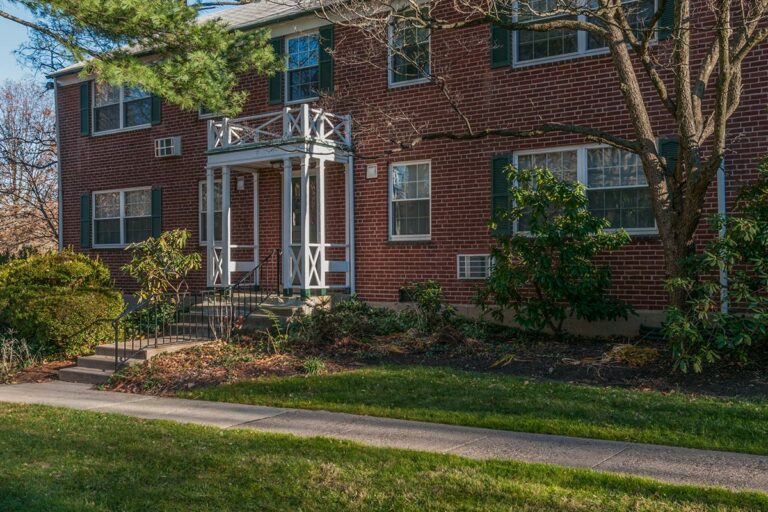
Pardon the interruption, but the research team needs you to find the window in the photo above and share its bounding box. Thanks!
[457,255,492,280]
[199,181,222,244]
[286,33,320,102]
[93,188,152,246]
[93,83,152,133]
[513,146,656,233]
[390,161,430,240]
[291,176,319,244]
[585,147,655,230]
[514,0,656,66]
[389,18,430,85]
[198,106,219,119]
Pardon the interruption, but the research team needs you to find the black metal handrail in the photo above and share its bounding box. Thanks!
[110,248,283,371]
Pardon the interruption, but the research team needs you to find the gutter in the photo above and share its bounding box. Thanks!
[53,80,64,252]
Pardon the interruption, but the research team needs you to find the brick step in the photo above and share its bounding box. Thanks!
[75,354,141,371]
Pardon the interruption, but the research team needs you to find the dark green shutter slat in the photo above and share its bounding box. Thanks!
[151,95,162,125]
[659,139,679,174]
[490,20,511,68]
[151,187,162,238]
[658,0,675,40]
[268,37,285,104]
[491,156,512,235]
[318,25,335,94]
[79,82,90,136]
[80,193,91,248]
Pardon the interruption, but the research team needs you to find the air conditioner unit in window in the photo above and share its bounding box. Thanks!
[154,136,182,158]
[457,254,492,280]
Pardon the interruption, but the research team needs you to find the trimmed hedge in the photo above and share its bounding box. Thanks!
[0,251,124,357]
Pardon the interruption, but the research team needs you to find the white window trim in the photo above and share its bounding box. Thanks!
[511,0,658,68]
[284,30,321,105]
[92,84,152,136]
[457,254,492,280]
[198,107,220,120]
[512,144,659,235]
[387,18,432,88]
[92,186,152,249]
[388,159,432,241]
[199,180,223,246]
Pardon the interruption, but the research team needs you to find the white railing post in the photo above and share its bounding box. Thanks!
[221,165,232,287]
[317,158,327,293]
[207,120,215,150]
[206,167,216,287]
[281,158,293,295]
[299,153,311,295]
[344,115,352,147]
[283,107,291,140]
[301,103,310,140]
[222,118,231,148]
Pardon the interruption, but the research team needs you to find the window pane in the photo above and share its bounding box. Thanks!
[124,87,150,101]
[94,105,120,132]
[200,182,223,243]
[587,0,656,50]
[288,34,319,69]
[124,217,152,243]
[392,163,430,200]
[124,97,152,127]
[94,192,120,219]
[392,199,430,236]
[94,219,120,245]
[288,68,319,102]
[125,190,151,217]
[94,83,120,107]
[391,21,430,82]
[587,188,654,229]
[517,16,578,62]
[587,147,646,188]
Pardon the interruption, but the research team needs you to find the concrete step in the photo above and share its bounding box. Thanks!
[94,337,212,359]
[58,366,113,385]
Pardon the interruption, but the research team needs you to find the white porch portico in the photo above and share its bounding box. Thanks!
[205,104,354,297]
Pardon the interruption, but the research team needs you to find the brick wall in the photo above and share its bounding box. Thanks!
[57,6,768,310]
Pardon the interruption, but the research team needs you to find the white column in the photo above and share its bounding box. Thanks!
[346,155,356,293]
[252,172,260,285]
[206,167,216,287]
[300,153,312,296]
[282,158,293,295]
[317,158,327,293]
[221,165,231,287]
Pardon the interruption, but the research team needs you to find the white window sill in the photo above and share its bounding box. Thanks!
[92,124,152,137]
[285,96,319,106]
[389,235,431,242]
[388,77,430,89]
[513,40,658,69]
[92,244,128,249]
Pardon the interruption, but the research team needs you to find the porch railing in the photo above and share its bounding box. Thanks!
[207,104,352,151]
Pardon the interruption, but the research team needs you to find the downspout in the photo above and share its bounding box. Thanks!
[53,79,64,251]
[717,161,728,313]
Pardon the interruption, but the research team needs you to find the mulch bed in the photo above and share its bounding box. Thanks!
[8,360,74,384]
[103,326,768,399]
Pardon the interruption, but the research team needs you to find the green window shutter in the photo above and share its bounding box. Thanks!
[659,138,679,174]
[80,193,92,248]
[318,25,335,95]
[491,156,513,235]
[490,21,511,68]
[269,37,285,104]
[151,95,162,125]
[658,0,676,40]
[151,187,163,238]
[79,82,90,136]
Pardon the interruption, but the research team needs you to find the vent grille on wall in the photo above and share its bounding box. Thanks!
[457,254,492,280]
[154,136,182,158]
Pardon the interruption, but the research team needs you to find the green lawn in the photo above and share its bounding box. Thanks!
[0,403,765,511]
[181,365,768,456]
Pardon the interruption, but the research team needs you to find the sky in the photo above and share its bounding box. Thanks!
[0,3,35,82]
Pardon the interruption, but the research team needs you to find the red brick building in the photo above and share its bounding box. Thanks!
[51,2,768,333]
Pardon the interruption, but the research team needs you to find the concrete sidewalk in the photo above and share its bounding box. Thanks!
[1,381,766,494]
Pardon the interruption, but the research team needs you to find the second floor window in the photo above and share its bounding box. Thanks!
[93,83,151,133]
[389,19,430,86]
[515,0,656,65]
[287,33,320,102]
